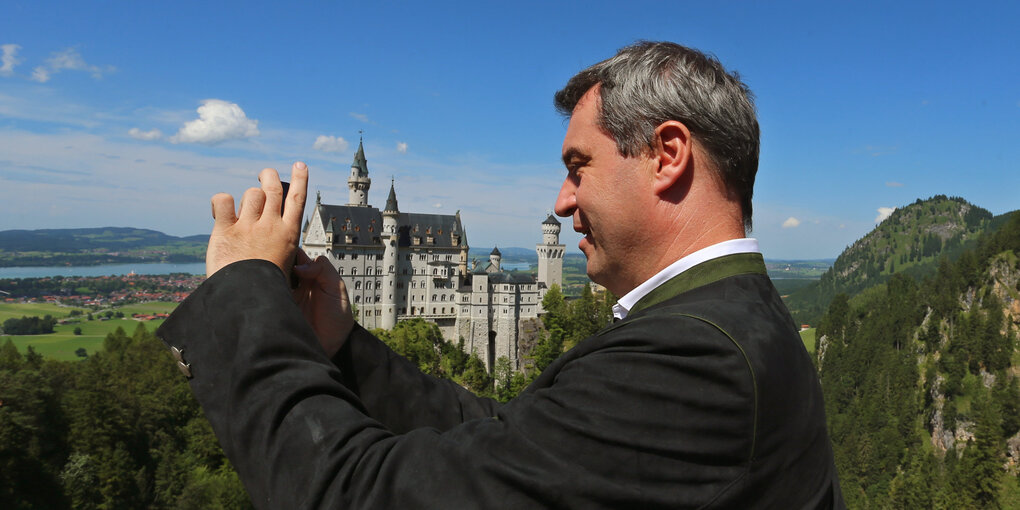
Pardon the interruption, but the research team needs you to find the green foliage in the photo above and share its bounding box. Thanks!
[785,196,995,325]
[3,315,57,335]
[816,207,1020,508]
[0,323,252,509]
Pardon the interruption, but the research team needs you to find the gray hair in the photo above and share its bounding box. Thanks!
[554,41,760,230]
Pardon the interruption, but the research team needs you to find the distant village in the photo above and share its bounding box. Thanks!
[0,272,203,309]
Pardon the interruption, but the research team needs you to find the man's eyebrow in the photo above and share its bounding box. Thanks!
[561,148,589,166]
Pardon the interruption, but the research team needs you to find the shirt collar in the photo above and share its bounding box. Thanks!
[611,238,760,320]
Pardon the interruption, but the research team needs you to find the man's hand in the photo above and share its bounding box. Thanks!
[292,249,354,357]
[206,162,308,278]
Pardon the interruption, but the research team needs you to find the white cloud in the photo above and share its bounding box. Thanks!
[349,112,369,123]
[1,44,21,76]
[170,99,259,144]
[782,217,801,228]
[128,128,163,141]
[875,207,895,223]
[885,181,903,187]
[31,67,50,82]
[396,142,408,154]
[433,202,443,208]
[29,48,113,82]
[313,135,349,153]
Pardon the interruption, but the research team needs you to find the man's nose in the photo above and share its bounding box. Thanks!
[553,177,577,218]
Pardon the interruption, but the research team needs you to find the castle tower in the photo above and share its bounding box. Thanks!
[489,247,502,272]
[536,215,564,288]
[455,211,468,277]
[380,180,400,330]
[347,137,371,206]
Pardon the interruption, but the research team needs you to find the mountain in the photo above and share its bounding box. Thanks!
[815,208,1020,507]
[0,227,208,267]
[784,195,997,326]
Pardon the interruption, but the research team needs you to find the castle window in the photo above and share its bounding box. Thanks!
[413,236,421,245]
[426,236,434,244]
[355,281,362,290]
[432,294,437,301]
[354,296,361,303]
[367,267,373,275]
[352,254,358,260]
[389,265,394,273]
[366,281,372,290]
[352,268,358,275]
[376,280,381,289]
[377,254,383,260]
[338,267,344,275]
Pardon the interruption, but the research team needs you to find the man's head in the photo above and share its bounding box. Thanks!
[554,41,759,231]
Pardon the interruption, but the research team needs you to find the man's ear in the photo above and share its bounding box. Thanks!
[651,121,693,195]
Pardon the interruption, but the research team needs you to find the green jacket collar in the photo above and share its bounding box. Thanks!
[628,252,767,316]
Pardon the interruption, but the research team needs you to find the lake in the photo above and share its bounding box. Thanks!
[0,262,207,279]
[0,260,534,278]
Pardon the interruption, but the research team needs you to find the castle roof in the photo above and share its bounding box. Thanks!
[542,214,560,225]
[490,246,501,256]
[384,181,399,213]
[351,139,368,177]
[312,202,464,249]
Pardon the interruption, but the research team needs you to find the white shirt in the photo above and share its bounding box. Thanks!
[611,238,761,321]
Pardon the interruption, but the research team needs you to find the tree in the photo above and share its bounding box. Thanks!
[0,338,23,371]
[74,327,83,336]
[75,347,88,358]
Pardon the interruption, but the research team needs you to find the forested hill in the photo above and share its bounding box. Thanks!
[0,228,208,266]
[816,209,1020,507]
[785,196,997,325]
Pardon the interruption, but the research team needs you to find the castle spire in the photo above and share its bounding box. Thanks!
[384,178,399,213]
[352,138,368,177]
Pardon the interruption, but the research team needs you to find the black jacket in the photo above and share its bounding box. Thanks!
[158,253,844,509]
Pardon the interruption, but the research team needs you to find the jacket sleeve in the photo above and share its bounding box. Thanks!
[156,259,759,509]
[332,323,502,433]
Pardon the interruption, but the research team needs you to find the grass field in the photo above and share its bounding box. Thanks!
[0,302,90,323]
[799,328,816,353]
[1,301,178,361]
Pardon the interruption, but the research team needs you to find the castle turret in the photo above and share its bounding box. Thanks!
[347,137,371,206]
[536,215,564,288]
[380,180,400,329]
[489,246,502,272]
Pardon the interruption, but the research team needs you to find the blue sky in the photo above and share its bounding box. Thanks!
[1,1,1017,260]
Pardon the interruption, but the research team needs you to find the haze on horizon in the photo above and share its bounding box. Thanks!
[1,1,1017,260]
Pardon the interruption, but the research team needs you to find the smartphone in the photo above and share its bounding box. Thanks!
[280,181,290,214]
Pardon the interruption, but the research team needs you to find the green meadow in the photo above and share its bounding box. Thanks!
[799,327,816,354]
[1,301,178,361]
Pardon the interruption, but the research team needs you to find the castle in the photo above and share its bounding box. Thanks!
[301,139,565,370]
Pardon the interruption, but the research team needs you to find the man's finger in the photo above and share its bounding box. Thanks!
[283,161,309,227]
[259,168,284,217]
[211,193,237,226]
[238,187,267,222]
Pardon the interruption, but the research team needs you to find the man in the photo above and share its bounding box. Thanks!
[159,41,844,508]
